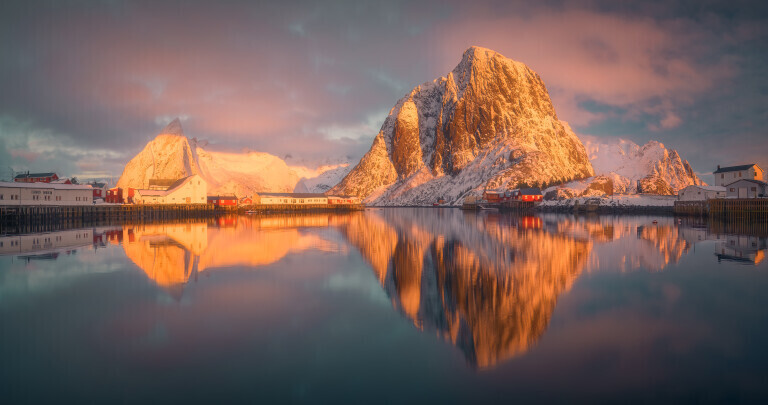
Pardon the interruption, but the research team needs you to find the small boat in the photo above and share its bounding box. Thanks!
[245,210,258,215]
[652,220,658,224]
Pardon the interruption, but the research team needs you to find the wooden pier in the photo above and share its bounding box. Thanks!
[0,204,233,233]
[499,201,537,212]
[0,203,364,234]
[674,198,768,218]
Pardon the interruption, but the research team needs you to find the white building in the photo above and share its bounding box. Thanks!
[713,164,764,187]
[133,175,207,204]
[724,179,768,199]
[0,181,93,206]
[327,195,361,205]
[257,193,328,205]
[677,185,727,201]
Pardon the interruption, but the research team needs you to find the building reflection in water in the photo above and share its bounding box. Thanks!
[120,216,346,298]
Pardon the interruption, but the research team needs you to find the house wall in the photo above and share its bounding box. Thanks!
[678,186,727,201]
[134,175,207,205]
[328,197,358,204]
[0,186,21,205]
[715,166,762,186]
[165,177,207,204]
[0,185,91,206]
[724,180,767,199]
[259,195,329,205]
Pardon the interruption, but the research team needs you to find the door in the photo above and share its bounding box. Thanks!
[738,187,747,198]
[186,197,191,203]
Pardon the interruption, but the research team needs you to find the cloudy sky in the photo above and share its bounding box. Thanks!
[0,0,766,183]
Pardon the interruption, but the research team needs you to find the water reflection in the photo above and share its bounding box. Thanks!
[121,216,345,296]
[337,210,590,368]
[1,210,767,370]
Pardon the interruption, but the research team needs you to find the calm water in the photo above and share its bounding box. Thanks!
[1,208,768,403]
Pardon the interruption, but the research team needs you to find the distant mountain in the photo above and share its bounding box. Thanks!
[116,119,345,196]
[293,164,352,193]
[547,137,703,197]
[330,46,594,205]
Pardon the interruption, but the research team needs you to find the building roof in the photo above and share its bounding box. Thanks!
[136,175,200,197]
[520,187,542,195]
[258,192,327,198]
[148,178,180,188]
[0,181,91,190]
[14,172,57,179]
[713,164,759,174]
[89,182,107,188]
[724,179,768,187]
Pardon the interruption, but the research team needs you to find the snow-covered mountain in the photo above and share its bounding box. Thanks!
[546,137,703,197]
[330,46,594,205]
[293,164,352,193]
[116,119,346,196]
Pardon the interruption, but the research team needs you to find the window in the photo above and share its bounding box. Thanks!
[720,174,724,179]
[752,187,757,192]
[730,188,735,192]
[739,172,742,177]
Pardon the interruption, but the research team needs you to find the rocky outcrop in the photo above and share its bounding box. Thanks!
[583,138,704,195]
[331,46,594,205]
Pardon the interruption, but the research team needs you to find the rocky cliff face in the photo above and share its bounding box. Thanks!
[330,46,594,205]
[117,119,345,196]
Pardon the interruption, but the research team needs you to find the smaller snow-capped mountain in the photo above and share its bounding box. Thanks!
[547,137,703,198]
[117,119,346,196]
[294,164,353,193]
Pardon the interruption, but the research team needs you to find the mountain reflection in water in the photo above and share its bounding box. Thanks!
[338,210,591,368]
[120,216,346,296]
[2,209,766,371]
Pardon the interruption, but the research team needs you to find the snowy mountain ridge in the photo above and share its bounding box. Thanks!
[116,119,347,196]
[556,136,704,196]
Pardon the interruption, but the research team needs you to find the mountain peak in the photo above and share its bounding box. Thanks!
[160,118,184,136]
[462,46,497,61]
[331,47,593,205]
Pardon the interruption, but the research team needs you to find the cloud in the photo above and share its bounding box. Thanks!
[0,0,765,179]
[658,112,683,130]
[429,8,735,129]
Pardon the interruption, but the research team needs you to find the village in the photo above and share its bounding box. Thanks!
[1,172,361,210]
[0,163,766,219]
[461,163,767,216]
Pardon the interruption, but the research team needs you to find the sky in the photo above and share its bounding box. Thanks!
[0,0,766,183]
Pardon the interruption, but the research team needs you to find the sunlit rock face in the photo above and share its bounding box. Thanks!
[337,209,591,368]
[117,119,351,197]
[331,46,594,205]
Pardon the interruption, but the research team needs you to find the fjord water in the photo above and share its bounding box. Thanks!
[1,209,767,403]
